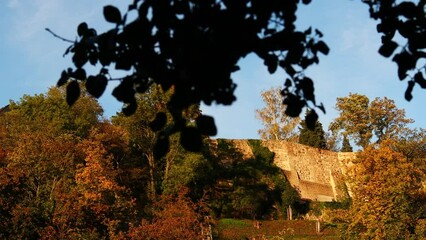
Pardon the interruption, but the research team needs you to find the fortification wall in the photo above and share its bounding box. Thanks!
[227,139,356,201]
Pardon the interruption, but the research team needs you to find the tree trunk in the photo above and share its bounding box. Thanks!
[146,153,156,201]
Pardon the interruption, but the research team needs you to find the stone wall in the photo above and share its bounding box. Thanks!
[226,139,356,202]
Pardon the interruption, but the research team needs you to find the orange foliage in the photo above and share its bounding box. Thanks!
[345,140,423,239]
[128,188,207,240]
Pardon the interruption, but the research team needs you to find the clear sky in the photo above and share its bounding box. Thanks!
[1,0,425,141]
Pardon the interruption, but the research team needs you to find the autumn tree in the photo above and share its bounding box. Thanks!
[127,188,208,240]
[330,93,412,148]
[298,110,327,149]
[0,86,105,238]
[343,140,423,239]
[73,130,136,237]
[256,86,300,141]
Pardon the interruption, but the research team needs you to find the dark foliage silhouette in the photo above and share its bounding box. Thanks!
[53,0,426,152]
[298,110,327,149]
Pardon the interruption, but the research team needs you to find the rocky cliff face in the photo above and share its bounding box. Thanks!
[225,139,356,202]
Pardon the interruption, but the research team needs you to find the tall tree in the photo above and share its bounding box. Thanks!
[112,84,169,202]
[369,96,413,142]
[53,0,426,151]
[330,93,412,148]
[340,135,353,152]
[256,87,300,141]
[112,84,200,202]
[329,93,371,148]
[298,111,327,149]
[344,140,423,239]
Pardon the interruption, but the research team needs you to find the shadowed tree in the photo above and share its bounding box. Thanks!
[298,110,327,149]
[340,135,353,152]
[256,86,300,141]
[112,84,201,202]
[52,0,426,151]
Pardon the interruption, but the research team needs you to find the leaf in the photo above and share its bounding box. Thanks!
[405,81,414,101]
[300,77,315,102]
[414,72,426,88]
[397,2,417,19]
[284,78,292,87]
[196,115,217,136]
[264,54,278,74]
[57,70,69,87]
[302,0,312,4]
[378,40,398,57]
[104,5,122,24]
[112,78,135,103]
[66,80,80,106]
[283,64,296,76]
[283,94,304,117]
[304,27,312,35]
[315,29,323,37]
[85,75,108,98]
[231,65,240,72]
[122,99,137,116]
[393,51,415,80]
[77,22,88,37]
[72,68,87,80]
[316,41,329,55]
[154,135,169,160]
[115,55,133,70]
[305,110,318,130]
[149,112,167,132]
[180,127,202,152]
[317,103,326,114]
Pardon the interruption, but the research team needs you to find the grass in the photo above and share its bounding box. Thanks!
[214,219,339,240]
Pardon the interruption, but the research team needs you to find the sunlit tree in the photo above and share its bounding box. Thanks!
[344,140,423,239]
[256,87,300,141]
[330,93,412,148]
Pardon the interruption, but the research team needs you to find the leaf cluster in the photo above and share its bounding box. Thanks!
[56,0,334,152]
[363,1,426,101]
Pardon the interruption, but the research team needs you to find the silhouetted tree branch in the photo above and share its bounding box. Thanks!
[54,0,426,152]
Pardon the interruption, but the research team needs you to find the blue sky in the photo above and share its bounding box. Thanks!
[1,0,425,140]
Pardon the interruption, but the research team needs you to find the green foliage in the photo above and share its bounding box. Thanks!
[299,111,327,149]
[340,135,353,152]
[330,93,413,148]
[207,139,301,219]
[218,218,250,228]
[4,87,102,141]
[162,150,214,199]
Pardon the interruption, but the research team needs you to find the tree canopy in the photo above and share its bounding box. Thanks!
[256,87,300,141]
[330,93,413,148]
[53,0,426,151]
[298,111,327,149]
[343,140,424,239]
